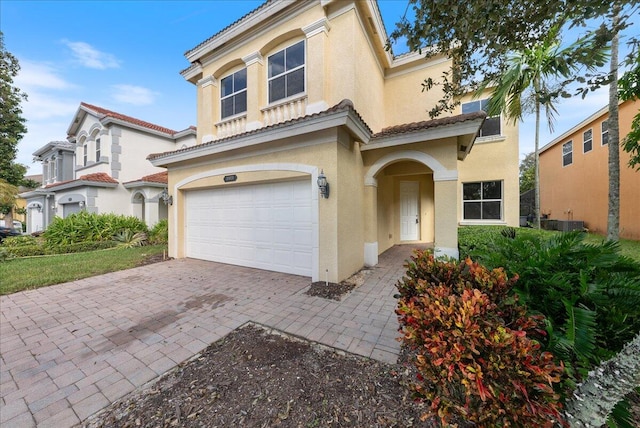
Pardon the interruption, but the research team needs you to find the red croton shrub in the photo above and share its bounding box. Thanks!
[396,250,566,427]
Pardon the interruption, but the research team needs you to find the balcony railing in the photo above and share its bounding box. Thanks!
[261,96,307,127]
[215,115,247,139]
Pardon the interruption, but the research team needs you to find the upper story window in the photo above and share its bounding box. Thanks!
[601,120,609,145]
[583,129,593,153]
[221,68,247,119]
[83,144,88,166]
[462,99,501,137]
[268,40,305,104]
[95,138,101,161]
[463,180,502,220]
[562,140,573,167]
[49,157,56,182]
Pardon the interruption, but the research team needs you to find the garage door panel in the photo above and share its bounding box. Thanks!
[186,179,312,277]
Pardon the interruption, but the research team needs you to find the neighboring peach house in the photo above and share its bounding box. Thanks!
[20,103,196,233]
[539,98,640,240]
[148,0,519,283]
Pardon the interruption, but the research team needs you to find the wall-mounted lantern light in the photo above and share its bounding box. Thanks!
[317,169,329,199]
[160,188,173,206]
[79,201,85,208]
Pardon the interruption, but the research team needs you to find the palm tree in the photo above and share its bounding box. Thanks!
[477,26,609,229]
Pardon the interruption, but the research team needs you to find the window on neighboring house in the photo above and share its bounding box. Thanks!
[562,140,573,166]
[50,157,56,182]
[601,120,609,145]
[463,180,503,220]
[95,138,101,161]
[83,144,88,166]
[583,129,593,153]
[461,99,501,137]
[268,40,305,103]
[220,68,247,119]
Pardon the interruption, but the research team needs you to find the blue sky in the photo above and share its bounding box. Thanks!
[2,0,637,175]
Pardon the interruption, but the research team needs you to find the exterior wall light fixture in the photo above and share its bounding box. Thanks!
[317,170,329,199]
[160,188,173,206]
[79,201,85,208]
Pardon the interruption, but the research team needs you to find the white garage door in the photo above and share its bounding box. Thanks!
[185,179,313,277]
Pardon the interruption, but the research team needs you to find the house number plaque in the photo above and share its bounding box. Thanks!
[224,175,237,182]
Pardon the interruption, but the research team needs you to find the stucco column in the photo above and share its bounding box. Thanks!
[242,52,264,131]
[363,184,378,266]
[197,75,217,143]
[433,179,459,259]
[303,18,330,115]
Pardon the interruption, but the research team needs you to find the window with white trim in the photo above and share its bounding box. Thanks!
[83,144,88,166]
[583,129,592,153]
[49,157,56,182]
[562,140,573,166]
[95,138,101,161]
[220,68,247,119]
[461,99,501,137]
[601,120,608,145]
[268,40,305,103]
[463,180,502,220]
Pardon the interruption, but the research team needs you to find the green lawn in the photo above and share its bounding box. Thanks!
[0,245,168,295]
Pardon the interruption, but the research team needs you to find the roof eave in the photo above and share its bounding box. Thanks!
[123,181,167,189]
[47,181,119,192]
[362,117,485,160]
[150,108,371,167]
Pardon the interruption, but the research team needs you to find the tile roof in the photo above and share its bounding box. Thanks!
[184,0,272,58]
[147,99,369,161]
[45,172,118,189]
[124,171,168,185]
[372,111,487,139]
[80,102,179,135]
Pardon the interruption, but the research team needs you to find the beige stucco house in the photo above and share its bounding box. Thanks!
[21,103,196,233]
[149,0,519,283]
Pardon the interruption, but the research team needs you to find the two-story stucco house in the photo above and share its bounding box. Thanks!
[21,102,196,233]
[148,0,519,283]
[539,99,640,239]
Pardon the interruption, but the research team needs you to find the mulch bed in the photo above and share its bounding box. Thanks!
[305,268,373,301]
[83,324,431,428]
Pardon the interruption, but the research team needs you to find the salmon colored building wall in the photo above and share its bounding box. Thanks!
[539,99,640,240]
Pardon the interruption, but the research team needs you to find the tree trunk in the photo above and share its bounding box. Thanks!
[534,77,541,229]
[565,333,640,427]
[607,9,620,241]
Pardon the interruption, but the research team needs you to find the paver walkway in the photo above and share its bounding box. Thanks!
[0,244,425,427]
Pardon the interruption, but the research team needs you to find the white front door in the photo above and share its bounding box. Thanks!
[400,181,420,241]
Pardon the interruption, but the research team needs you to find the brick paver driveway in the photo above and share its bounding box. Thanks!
[0,245,423,427]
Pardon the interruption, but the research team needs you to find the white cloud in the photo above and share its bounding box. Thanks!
[63,40,120,69]
[15,60,75,90]
[110,84,158,106]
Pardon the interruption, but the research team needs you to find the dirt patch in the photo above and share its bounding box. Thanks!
[306,268,373,300]
[136,252,172,267]
[83,324,431,428]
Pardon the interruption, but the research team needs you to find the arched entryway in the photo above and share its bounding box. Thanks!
[132,192,146,223]
[363,150,459,266]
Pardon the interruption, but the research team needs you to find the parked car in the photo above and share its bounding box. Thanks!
[0,226,22,243]
[0,219,23,231]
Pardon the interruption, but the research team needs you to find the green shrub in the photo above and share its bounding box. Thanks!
[464,230,640,383]
[148,219,168,245]
[112,230,148,248]
[396,250,565,427]
[1,235,41,248]
[43,211,148,246]
[0,247,13,262]
[458,225,550,259]
[45,241,118,254]
[5,244,46,257]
